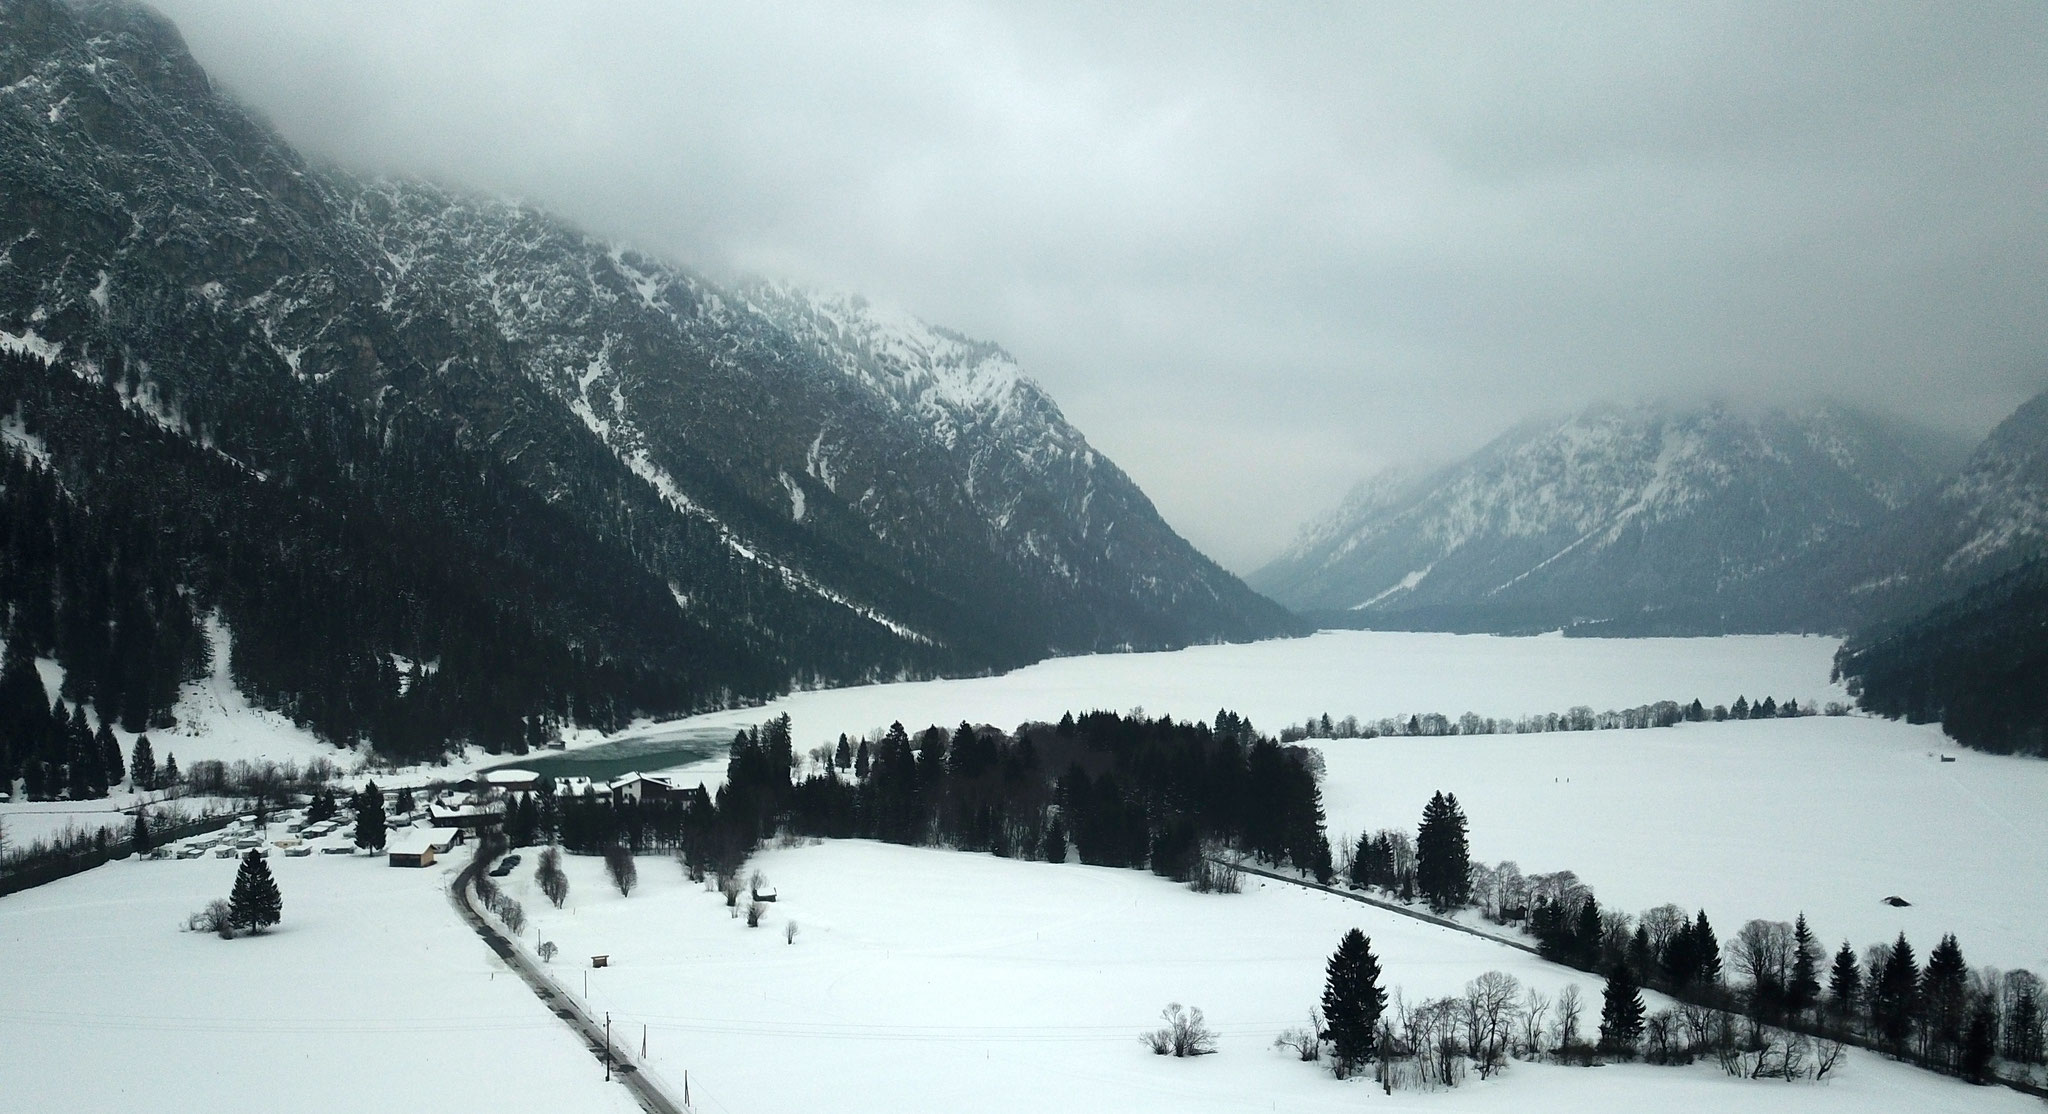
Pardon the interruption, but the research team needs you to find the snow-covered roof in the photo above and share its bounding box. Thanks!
[385,828,441,857]
[483,768,538,785]
[608,772,677,790]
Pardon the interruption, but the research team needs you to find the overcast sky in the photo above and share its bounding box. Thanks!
[152,1,2048,571]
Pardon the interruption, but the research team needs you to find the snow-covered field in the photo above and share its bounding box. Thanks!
[0,792,236,848]
[634,630,2045,976]
[1318,715,2048,977]
[651,630,1846,744]
[498,840,2030,1114]
[0,845,641,1114]
[636,629,1847,789]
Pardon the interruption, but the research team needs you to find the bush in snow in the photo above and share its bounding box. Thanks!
[1142,1003,1216,1057]
[186,898,235,939]
[746,900,766,928]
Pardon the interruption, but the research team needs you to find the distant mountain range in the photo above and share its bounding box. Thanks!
[0,0,1296,760]
[1250,402,1971,634]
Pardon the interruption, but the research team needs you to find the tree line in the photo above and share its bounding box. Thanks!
[514,710,1332,896]
[1281,692,1842,743]
[1834,555,2048,758]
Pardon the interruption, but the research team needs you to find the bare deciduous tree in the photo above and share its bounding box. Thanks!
[1517,987,1550,1059]
[536,846,569,909]
[603,845,637,897]
[746,900,767,927]
[1143,1003,1217,1057]
[1461,971,1521,1078]
[784,920,799,945]
[1554,984,1585,1058]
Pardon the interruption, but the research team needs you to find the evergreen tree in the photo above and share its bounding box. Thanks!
[1414,790,1471,912]
[1828,940,1863,1025]
[1962,1000,1998,1082]
[160,751,178,786]
[834,734,852,770]
[1041,815,1066,864]
[228,849,282,933]
[75,705,107,797]
[1693,911,1723,987]
[0,641,48,785]
[1731,695,1750,720]
[1574,895,1604,970]
[1875,933,1920,1050]
[353,781,387,851]
[1348,830,1373,889]
[131,807,151,854]
[128,733,156,792]
[306,788,335,823]
[1599,963,1646,1055]
[394,786,415,815]
[1921,934,1970,1066]
[1308,832,1334,885]
[1789,913,1822,1017]
[854,739,870,779]
[1627,924,1653,981]
[95,720,122,790]
[1320,928,1386,1073]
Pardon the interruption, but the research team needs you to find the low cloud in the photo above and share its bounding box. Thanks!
[154,0,2048,569]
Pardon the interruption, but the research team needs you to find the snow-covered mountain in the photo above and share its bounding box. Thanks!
[0,0,1295,757]
[1249,403,1966,633]
[1810,384,2048,620]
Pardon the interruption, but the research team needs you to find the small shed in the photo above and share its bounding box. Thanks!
[386,829,440,868]
[591,955,610,968]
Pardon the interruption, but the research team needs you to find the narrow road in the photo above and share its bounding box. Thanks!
[1213,857,1540,955]
[448,856,690,1114]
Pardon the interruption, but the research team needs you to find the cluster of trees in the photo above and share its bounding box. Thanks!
[677,710,1332,888]
[1333,794,2043,1088]
[1520,886,2042,1084]
[1280,693,1838,743]
[471,837,528,934]
[1835,556,2048,757]
[1,652,126,800]
[512,710,1332,912]
[1346,793,1468,911]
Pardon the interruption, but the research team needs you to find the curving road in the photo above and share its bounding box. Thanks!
[447,855,690,1114]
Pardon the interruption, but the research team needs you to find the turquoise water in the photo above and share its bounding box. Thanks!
[479,725,733,783]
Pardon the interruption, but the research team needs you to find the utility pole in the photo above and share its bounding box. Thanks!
[642,1023,647,1058]
[605,1012,613,1082]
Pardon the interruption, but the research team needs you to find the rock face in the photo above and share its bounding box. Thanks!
[1819,385,2048,620]
[0,0,1296,756]
[1250,403,1967,634]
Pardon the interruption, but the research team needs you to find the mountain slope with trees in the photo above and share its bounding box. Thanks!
[0,0,1295,764]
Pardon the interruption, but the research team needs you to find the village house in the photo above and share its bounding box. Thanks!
[608,772,710,809]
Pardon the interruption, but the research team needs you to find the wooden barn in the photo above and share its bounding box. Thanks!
[386,829,440,868]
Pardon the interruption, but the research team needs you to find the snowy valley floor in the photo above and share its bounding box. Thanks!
[639,630,2048,976]
[494,840,2032,1114]
[0,850,641,1114]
